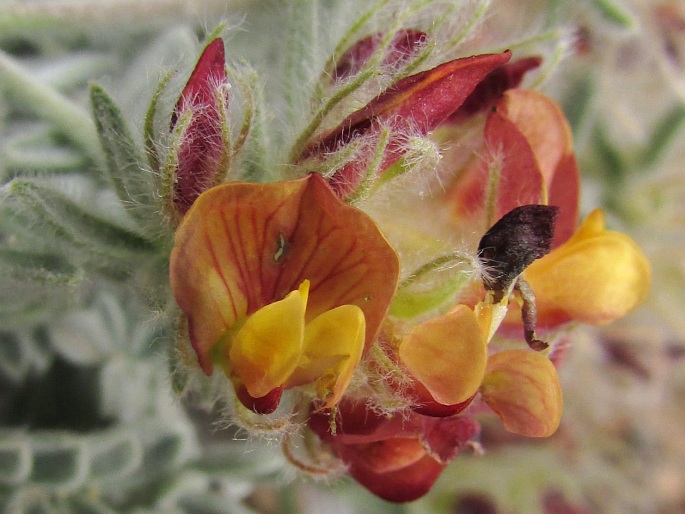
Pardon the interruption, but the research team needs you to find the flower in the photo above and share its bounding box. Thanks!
[169,173,399,412]
[524,208,652,327]
[164,21,650,502]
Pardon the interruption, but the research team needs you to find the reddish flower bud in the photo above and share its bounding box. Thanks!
[302,51,512,199]
[171,38,228,215]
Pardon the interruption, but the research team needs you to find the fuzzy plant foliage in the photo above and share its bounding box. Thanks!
[0,0,679,513]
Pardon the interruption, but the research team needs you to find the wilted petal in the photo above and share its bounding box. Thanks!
[286,304,365,407]
[477,205,558,294]
[227,281,308,398]
[524,209,651,326]
[399,305,487,405]
[172,38,228,214]
[481,349,562,438]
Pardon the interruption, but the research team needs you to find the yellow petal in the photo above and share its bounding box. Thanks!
[399,305,487,405]
[481,349,562,438]
[474,292,510,343]
[227,281,309,398]
[524,209,651,325]
[287,304,366,408]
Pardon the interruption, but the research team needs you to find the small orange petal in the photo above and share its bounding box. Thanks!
[399,305,487,405]
[481,349,562,438]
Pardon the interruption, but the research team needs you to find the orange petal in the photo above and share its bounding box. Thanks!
[273,174,399,352]
[447,90,579,247]
[339,439,445,502]
[448,100,545,226]
[399,305,487,405]
[481,349,562,437]
[524,209,651,326]
[170,174,399,374]
[497,90,579,247]
[169,179,307,374]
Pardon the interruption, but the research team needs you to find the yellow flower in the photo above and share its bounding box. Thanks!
[524,209,651,326]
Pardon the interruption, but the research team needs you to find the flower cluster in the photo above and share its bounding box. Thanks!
[165,21,650,503]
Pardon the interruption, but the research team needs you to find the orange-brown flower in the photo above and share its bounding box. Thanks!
[170,174,399,412]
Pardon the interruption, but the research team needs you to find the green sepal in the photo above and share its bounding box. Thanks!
[90,84,159,226]
[143,70,175,174]
[389,272,468,319]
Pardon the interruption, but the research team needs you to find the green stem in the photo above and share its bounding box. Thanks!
[0,50,103,167]
[346,126,391,205]
[399,251,475,289]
